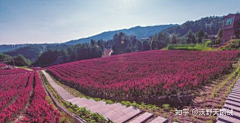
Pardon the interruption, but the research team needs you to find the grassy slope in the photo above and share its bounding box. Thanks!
[166,40,212,51]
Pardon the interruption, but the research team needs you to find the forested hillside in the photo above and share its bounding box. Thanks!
[149,16,223,49]
[0,53,32,66]
[4,45,44,62]
[34,43,103,66]
[163,16,223,36]
[64,25,174,45]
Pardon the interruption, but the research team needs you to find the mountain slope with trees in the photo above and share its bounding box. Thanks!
[64,25,175,45]
[162,16,223,36]
[149,16,223,49]
[4,45,44,62]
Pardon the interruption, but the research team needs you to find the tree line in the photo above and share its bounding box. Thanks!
[34,43,103,66]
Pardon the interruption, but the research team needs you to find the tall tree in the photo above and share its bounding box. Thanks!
[217,29,223,39]
[97,39,104,54]
[90,39,96,46]
[143,40,150,51]
[136,41,142,51]
[171,34,177,44]
[192,35,196,44]
[198,29,205,44]
[150,39,159,50]
[187,32,194,44]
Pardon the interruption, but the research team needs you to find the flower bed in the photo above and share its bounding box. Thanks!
[47,50,239,100]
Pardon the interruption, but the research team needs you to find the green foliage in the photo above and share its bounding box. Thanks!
[93,98,102,101]
[0,53,12,63]
[120,101,159,112]
[13,54,32,66]
[0,53,11,60]
[216,104,222,109]
[62,118,71,123]
[65,101,72,108]
[210,116,216,120]
[121,101,132,107]
[67,102,108,123]
[191,116,195,122]
[166,40,212,51]
[173,117,179,122]
[131,101,138,107]
[162,104,170,110]
[206,120,213,123]
[105,100,114,104]
[0,53,32,66]
[163,113,167,118]
[211,88,217,98]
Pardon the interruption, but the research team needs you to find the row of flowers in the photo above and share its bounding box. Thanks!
[0,69,29,75]
[23,72,60,122]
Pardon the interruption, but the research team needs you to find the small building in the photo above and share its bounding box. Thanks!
[222,13,240,41]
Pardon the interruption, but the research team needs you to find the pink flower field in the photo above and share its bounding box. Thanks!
[0,68,60,122]
[47,50,239,101]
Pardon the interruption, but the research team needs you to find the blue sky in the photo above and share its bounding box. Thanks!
[0,0,239,44]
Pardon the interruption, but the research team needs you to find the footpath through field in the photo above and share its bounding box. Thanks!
[41,70,168,123]
[217,78,240,123]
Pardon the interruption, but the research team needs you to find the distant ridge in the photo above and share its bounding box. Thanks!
[64,24,176,45]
